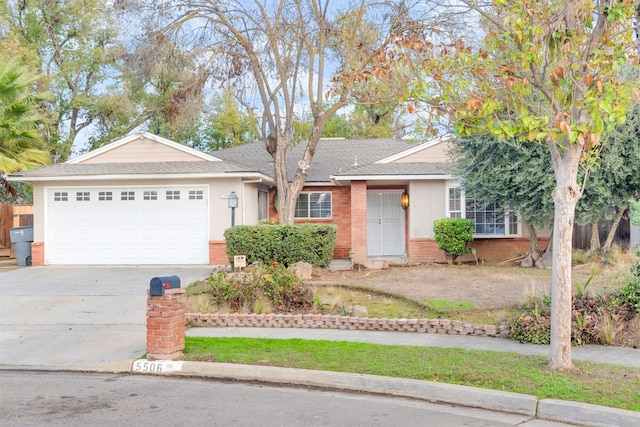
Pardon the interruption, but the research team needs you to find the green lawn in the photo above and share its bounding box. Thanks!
[182,336,640,411]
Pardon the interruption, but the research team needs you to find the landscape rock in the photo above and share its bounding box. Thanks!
[364,258,389,270]
[346,305,369,317]
[290,261,313,280]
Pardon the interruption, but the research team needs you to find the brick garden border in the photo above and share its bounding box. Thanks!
[186,312,508,337]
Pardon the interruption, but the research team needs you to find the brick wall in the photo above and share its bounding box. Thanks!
[186,312,505,337]
[147,288,186,360]
[409,237,551,263]
[350,182,367,264]
[209,241,228,265]
[30,242,44,266]
[293,186,352,259]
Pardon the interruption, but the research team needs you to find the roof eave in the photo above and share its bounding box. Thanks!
[330,174,456,181]
[8,171,274,183]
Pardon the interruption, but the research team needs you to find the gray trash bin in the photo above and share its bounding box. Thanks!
[9,226,34,266]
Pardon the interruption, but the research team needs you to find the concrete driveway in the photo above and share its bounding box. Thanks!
[0,265,214,370]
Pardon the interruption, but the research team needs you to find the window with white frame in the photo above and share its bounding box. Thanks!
[295,192,332,219]
[446,185,518,236]
[258,190,269,221]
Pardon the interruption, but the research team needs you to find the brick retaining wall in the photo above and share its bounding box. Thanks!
[186,312,507,337]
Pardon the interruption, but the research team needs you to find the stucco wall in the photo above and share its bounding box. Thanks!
[407,180,446,239]
[79,137,204,163]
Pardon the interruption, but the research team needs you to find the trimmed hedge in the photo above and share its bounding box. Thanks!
[433,218,474,263]
[224,224,337,267]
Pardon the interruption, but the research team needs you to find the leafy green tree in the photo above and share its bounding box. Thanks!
[201,88,259,151]
[87,25,208,151]
[450,135,555,266]
[419,0,640,369]
[0,0,122,161]
[576,106,640,252]
[321,113,353,139]
[0,61,49,198]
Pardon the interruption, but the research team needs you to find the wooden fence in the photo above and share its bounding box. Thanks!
[573,216,630,250]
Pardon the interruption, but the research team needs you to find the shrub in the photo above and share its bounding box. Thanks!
[511,288,622,346]
[225,224,337,267]
[510,295,551,344]
[207,271,255,311]
[204,263,315,313]
[433,218,474,263]
[256,261,314,311]
[616,253,640,312]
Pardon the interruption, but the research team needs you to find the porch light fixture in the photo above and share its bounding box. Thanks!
[401,190,409,210]
[228,191,238,226]
[227,191,238,208]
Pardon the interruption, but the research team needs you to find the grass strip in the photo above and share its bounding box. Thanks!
[183,336,640,411]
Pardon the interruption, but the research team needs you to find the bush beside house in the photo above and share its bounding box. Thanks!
[224,224,337,267]
[433,218,474,263]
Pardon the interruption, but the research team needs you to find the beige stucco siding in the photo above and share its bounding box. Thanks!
[79,137,205,164]
[408,180,446,239]
[393,140,452,163]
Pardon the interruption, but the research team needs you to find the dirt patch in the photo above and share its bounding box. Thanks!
[309,263,552,309]
[616,315,640,349]
[308,262,640,348]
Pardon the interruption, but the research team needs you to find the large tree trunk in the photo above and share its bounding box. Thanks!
[548,142,582,370]
[520,223,541,268]
[602,207,626,251]
[589,223,600,253]
[274,118,328,225]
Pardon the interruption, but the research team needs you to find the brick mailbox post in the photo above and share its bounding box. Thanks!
[146,276,185,360]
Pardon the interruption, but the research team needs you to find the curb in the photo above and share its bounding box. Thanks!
[128,359,640,427]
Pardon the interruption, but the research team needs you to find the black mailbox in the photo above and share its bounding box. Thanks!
[149,275,181,296]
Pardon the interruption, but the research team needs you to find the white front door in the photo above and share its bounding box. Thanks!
[45,186,209,264]
[366,190,405,257]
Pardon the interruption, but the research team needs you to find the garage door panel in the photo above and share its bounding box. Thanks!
[46,186,209,264]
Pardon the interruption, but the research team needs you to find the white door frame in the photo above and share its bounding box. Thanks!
[366,190,406,257]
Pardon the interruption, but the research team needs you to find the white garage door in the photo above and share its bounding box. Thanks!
[46,186,209,264]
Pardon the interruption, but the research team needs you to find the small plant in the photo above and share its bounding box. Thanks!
[572,249,589,265]
[433,218,474,263]
[510,294,551,344]
[252,298,274,314]
[257,261,314,311]
[594,313,617,345]
[575,274,594,298]
[615,252,640,312]
[206,271,255,312]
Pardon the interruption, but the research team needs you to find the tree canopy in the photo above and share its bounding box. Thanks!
[0,60,50,199]
[417,0,640,369]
